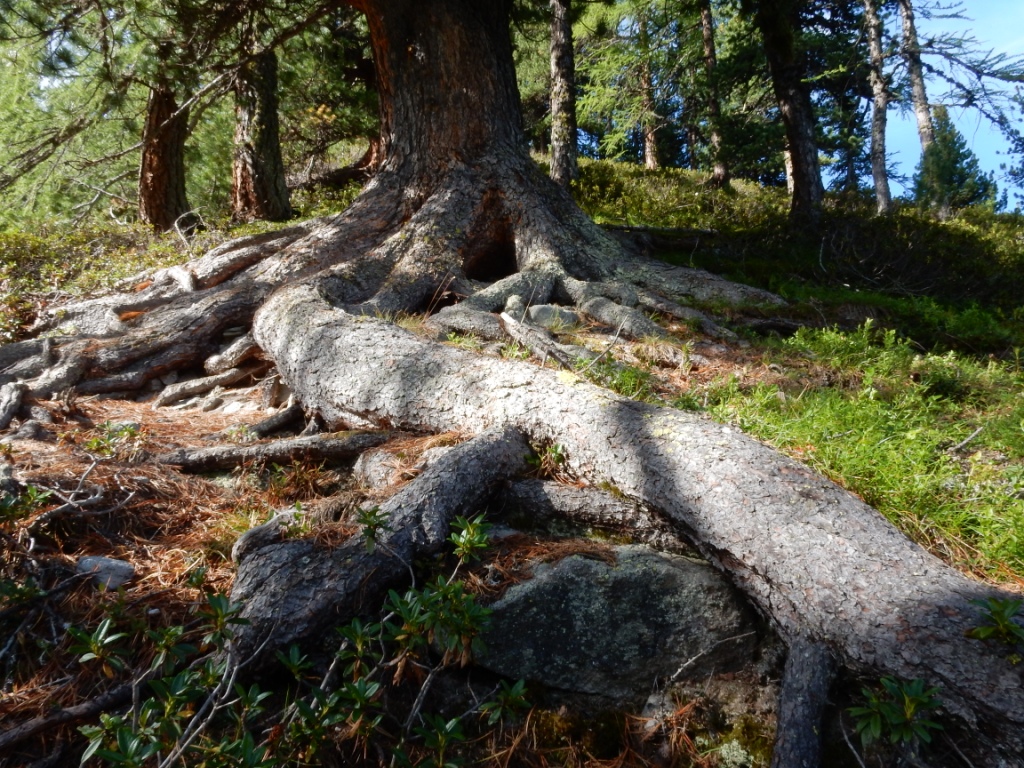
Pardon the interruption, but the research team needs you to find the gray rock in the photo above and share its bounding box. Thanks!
[476,545,759,709]
[77,556,135,590]
[5,420,55,442]
[353,449,396,489]
[526,304,581,331]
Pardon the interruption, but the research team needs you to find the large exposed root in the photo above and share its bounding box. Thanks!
[250,281,1024,759]
[229,427,530,660]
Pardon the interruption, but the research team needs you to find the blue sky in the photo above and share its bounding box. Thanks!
[886,1,1024,201]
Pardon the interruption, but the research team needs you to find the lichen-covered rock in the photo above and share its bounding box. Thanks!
[477,545,761,709]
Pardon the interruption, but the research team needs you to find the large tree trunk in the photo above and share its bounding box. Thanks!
[549,0,578,188]
[864,0,893,214]
[753,0,824,224]
[699,0,729,187]
[138,83,193,233]
[7,1,1024,762]
[897,0,934,152]
[231,48,292,222]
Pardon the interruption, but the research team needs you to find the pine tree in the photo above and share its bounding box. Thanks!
[913,105,995,217]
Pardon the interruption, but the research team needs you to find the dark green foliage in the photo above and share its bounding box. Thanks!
[914,106,997,215]
[849,677,942,747]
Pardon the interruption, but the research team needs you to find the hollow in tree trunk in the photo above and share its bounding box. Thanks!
[549,0,578,188]
[138,83,193,232]
[231,48,292,223]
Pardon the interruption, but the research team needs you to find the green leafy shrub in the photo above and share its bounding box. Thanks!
[849,677,942,747]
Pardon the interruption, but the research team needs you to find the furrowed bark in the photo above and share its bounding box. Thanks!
[229,427,530,660]
[254,284,1024,756]
[549,0,578,188]
[231,48,292,223]
[770,639,836,768]
[139,82,192,233]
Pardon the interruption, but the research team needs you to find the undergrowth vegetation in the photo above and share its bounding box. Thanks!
[678,322,1024,581]
[574,160,1024,354]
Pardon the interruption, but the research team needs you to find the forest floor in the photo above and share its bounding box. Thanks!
[4,164,1024,765]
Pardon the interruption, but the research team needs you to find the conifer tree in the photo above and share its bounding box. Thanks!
[913,105,995,218]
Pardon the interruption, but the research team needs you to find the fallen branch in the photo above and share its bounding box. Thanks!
[0,684,133,750]
[157,431,391,472]
[154,364,268,408]
[498,313,574,370]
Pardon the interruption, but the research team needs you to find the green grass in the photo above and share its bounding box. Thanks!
[679,323,1024,579]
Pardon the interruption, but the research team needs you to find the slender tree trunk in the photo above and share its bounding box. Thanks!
[753,0,823,224]
[699,0,729,186]
[897,0,934,151]
[638,13,659,170]
[231,48,292,222]
[864,0,893,214]
[549,0,578,188]
[138,84,192,232]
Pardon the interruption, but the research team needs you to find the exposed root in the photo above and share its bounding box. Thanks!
[770,638,836,768]
[157,430,391,473]
[500,478,692,555]
[229,427,530,661]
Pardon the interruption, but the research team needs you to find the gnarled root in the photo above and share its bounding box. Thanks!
[229,427,530,661]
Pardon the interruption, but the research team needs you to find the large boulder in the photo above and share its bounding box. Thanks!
[476,545,766,710]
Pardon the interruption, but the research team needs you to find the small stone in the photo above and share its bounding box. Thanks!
[77,556,135,590]
[526,304,580,331]
[504,295,527,317]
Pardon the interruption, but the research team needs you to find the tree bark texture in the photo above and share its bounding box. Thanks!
[138,84,193,233]
[897,0,934,152]
[770,639,835,768]
[638,13,659,171]
[549,0,578,188]
[231,48,292,223]
[864,0,893,215]
[252,289,1024,759]
[699,0,729,187]
[753,0,823,223]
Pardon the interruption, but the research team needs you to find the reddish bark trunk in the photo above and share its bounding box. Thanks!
[231,49,292,222]
[138,85,193,232]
